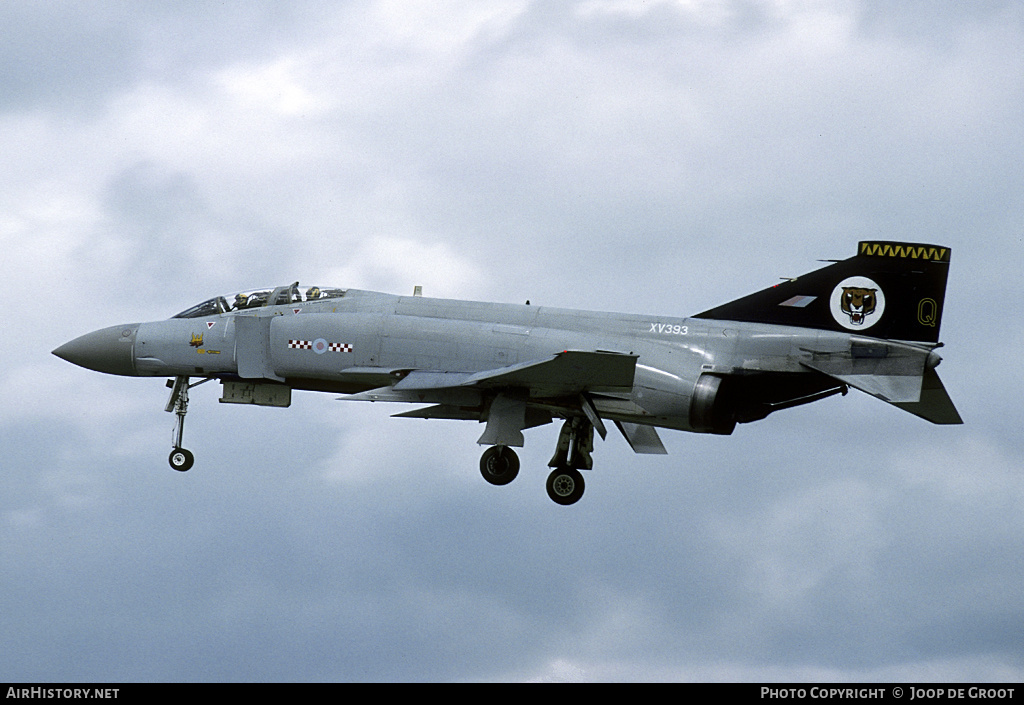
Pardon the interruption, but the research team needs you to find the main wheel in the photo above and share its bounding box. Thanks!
[546,466,585,505]
[479,445,520,486]
[169,447,194,472]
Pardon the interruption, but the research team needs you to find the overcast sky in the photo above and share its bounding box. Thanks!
[2,0,1022,683]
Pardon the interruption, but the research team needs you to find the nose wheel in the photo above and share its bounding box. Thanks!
[169,447,194,472]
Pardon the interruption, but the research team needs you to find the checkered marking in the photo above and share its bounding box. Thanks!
[288,339,353,354]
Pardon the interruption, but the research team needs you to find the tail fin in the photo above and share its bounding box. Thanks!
[695,241,951,344]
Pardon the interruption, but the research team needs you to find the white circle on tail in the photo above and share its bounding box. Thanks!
[830,276,885,330]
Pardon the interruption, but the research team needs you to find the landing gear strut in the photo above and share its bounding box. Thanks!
[165,376,211,472]
[545,418,593,506]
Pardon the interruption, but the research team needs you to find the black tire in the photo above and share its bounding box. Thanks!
[546,466,585,505]
[169,447,194,472]
[479,445,520,486]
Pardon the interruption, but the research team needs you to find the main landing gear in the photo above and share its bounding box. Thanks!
[165,376,211,472]
[545,417,592,506]
[479,445,520,485]
[479,418,594,506]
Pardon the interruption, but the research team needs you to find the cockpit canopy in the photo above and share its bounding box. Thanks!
[172,283,347,319]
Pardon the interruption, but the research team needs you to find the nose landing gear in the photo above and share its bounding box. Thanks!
[164,376,211,472]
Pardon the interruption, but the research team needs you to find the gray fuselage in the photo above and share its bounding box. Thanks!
[113,288,850,434]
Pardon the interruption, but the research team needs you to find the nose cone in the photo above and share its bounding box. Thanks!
[53,324,139,376]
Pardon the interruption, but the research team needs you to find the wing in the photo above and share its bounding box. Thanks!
[456,349,637,395]
[345,350,637,401]
[342,350,640,446]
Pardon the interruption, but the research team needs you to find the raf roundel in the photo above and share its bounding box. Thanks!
[312,338,329,355]
[830,276,885,330]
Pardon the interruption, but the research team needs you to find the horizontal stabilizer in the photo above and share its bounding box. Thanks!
[801,362,924,403]
[892,368,963,424]
[835,374,922,403]
[615,421,668,454]
[803,361,962,424]
[800,340,931,403]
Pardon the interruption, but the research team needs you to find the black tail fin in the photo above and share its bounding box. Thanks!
[694,241,952,344]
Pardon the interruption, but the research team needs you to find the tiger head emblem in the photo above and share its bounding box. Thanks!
[840,287,877,325]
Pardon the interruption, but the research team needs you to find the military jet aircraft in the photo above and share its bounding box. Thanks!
[53,241,961,505]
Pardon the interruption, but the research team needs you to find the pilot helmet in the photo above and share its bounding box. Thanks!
[306,287,320,300]
[234,293,249,307]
